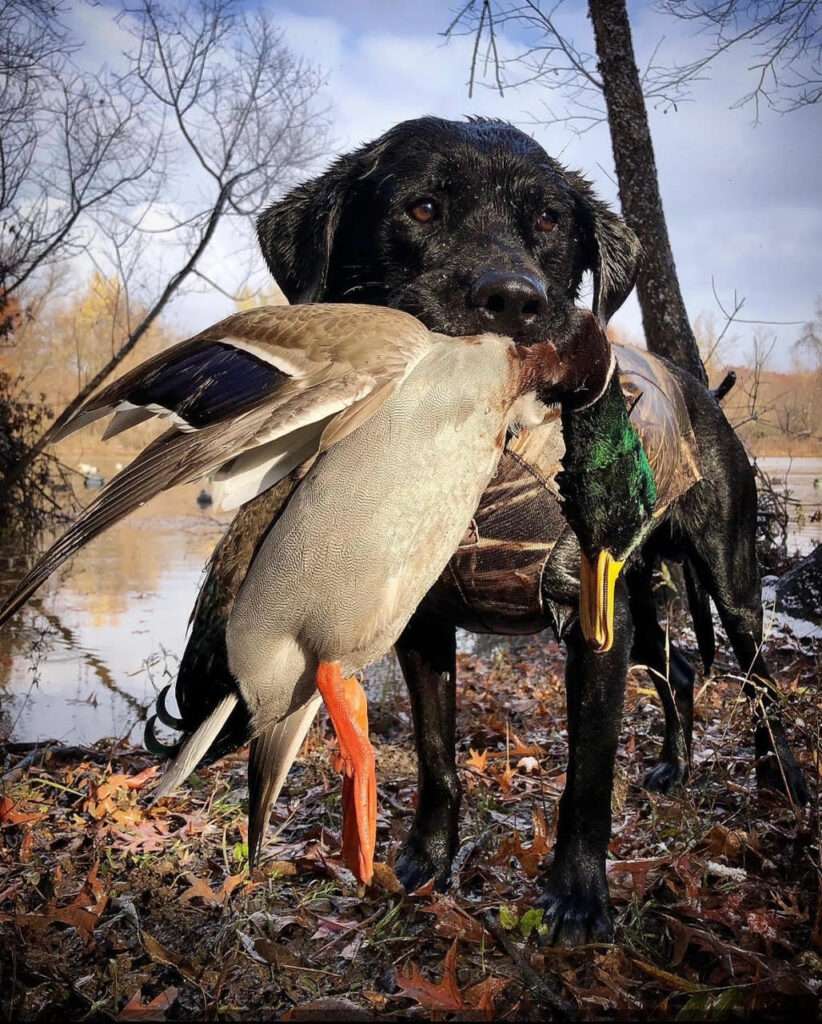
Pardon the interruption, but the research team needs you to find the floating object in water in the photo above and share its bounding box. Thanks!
[196,489,213,508]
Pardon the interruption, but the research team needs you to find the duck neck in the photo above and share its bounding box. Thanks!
[558,369,657,559]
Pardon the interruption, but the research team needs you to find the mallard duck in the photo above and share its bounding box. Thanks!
[0,303,648,883]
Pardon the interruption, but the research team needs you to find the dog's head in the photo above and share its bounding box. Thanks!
[257,116,640,341]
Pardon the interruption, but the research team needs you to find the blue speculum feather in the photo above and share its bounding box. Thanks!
[557,372,657,561]
[129,344,287,428]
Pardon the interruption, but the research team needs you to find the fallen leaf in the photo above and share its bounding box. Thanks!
[396,939,464,1012]
[409,876,436,898]
[141,932,203,985]
[117,986,178,1021]
[178,873,245,907]
[97,765,159,800]
[112,819,170,854]
[607,857,668,898]
[310,914,359,941]
[465,976,510,1019]
[465,748,489,773]
[0,796,44,827]
[282,997,375,1021]
[704,824,749,862]
[509,732,543,757]
[371,861,403,894]
[491,811,550,878]
[6,863,108,945]
[262,860,298,877]
[420,897,487,943]
[19,830,33,863]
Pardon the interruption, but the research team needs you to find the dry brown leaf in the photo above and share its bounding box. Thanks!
[179,875,221,906]
[262,860,298,877]
[420,896,488,943]
[112,820,169,854]
[396,938,464,1012]
[465,748,489,773]
[607,856,668,898]
[408,876,436,898]
[96,765,159,800]
[371,861,403,893]
[0,796,44,827]
[5,863,108,945]
[282,997,375,1021]
[117,986,178,1022]
[141,931,203,984]
[508,732,543,757]
[497,764,516,792]
[464,976,510,1018]
[220,872,246,901]
[19,830,33,863]
[179,872,245,906]
[491,811,551,878]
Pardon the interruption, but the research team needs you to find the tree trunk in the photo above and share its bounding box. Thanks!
[589,0,707,385]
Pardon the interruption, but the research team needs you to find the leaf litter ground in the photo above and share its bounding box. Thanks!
[1,617,820,1021]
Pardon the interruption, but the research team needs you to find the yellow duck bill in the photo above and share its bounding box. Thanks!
[579,550,626,653]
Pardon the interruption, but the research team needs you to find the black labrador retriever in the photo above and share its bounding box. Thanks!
[154,117,808,945]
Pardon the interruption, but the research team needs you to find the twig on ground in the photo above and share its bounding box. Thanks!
[482,910,577,1019]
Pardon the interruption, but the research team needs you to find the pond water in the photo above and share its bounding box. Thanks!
[1,457,820,746]
[755,456,822,555]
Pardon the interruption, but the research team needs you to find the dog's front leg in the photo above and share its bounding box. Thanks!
[540,577,632,945]
[394,611,460,891]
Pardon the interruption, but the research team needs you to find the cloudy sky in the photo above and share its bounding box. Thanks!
[71,0,822,368]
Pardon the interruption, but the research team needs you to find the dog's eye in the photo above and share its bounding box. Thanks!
[407,198,439,224]
[535,210,559,233]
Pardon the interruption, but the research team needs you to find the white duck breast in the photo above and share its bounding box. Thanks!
[226,335,523,728]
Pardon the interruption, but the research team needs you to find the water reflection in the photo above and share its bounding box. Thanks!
[756,457,822,555]
[0,485,230,745]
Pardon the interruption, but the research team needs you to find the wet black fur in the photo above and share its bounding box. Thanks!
[180,117,807,945]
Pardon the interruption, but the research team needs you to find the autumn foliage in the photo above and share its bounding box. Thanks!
[0,629,818,1020]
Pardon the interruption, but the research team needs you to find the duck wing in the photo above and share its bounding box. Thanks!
[0,304,432,626]
[54,304,431,446]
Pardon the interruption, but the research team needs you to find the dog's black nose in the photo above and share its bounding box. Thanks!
[470,271,549,334]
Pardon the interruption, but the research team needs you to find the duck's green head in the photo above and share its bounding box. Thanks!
[556,367,657,652]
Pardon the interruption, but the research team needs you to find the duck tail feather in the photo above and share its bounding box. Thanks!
[151,693,240,800]
[248,695,323,867]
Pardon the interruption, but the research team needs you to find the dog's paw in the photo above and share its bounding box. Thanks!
[395,833,453,893]
[755,723,810,807]
[536,885,614,947]
[756,751,810,806]
[643,758,688,794]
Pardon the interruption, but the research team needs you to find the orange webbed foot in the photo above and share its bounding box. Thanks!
[316,661,376,884]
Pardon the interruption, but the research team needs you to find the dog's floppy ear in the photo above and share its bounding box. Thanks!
[256,154,358,303]
[567,172,642,324]
[589,200,642,324]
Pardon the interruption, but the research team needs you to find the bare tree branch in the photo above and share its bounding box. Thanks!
[3,0,328,492]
